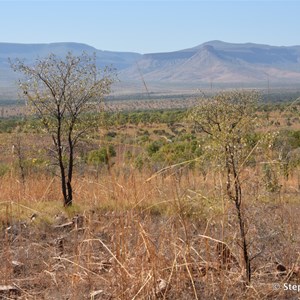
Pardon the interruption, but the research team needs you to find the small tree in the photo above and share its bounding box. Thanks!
[11,52,114,206]
[189,90,259,284]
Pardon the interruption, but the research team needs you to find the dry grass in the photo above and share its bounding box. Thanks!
[1,167,300,299]
[1,101,300,298]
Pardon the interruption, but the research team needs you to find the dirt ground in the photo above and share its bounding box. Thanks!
[1,199,300,300]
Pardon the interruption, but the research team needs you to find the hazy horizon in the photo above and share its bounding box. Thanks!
[2,39,300,55]
[1,1,300,54]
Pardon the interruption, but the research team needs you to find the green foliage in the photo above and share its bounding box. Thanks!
[262,164,281,193]
[138,134,150,144]
[272,130,300,176]
[189,90,260,169]
[134,154,146,171]
[106,131,117,139]
[188,90,260,284]
[98,109,186,127]
[154,141,202,165]
[142,133,204,170]
[287,130,300,148]
[87,145,116,166]
[12,52,115,206]
[124,150,132,161]
[147,140,164,156]
[14,157,50,176]
[0,163,10,177]
[0,118,25,133]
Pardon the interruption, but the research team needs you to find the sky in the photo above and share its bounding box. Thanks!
[0,0,299,54]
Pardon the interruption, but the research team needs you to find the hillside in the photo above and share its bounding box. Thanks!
[1,40,300,98]
[121,41,300,85]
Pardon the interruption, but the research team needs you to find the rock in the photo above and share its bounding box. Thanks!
[90,290,103,299]
[54,213,68,225]
[5,222,27,236]
[12,260,24,275]
[0,285,21,299]
[30,213,38,222]
[155,279,170,297]
[53,221,74,230]
[72,214,84,228]
[90,290,111,299]
[275,261,287,276]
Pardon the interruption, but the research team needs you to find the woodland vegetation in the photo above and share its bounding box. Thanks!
[1,54,300,299]
[0,93,300,299]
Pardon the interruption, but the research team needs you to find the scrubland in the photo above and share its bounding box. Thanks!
[1,103,300,299]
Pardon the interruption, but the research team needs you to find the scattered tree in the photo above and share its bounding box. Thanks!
[189,90,259,284]
[11,52,114,206]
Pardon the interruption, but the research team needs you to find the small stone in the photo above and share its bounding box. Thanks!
[12,260,24,275]
[155,279,169,297]
[90,290,103,299]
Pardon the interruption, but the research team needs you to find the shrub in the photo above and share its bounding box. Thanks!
[87,145,116,166]
[0,163,10,177]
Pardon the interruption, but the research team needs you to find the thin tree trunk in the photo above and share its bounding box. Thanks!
[65,132,74,206]
[226,145,251,284]
[53,115,69,207]
[236,202,251,283]
[232,157,251,284]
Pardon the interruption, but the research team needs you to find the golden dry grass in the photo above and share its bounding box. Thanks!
[1,102,300,298]
[1,167,300,299]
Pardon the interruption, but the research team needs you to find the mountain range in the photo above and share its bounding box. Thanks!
[1,40,300,98]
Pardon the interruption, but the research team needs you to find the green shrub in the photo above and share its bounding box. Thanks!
[134,154,146,171]
[0,163,10,176]
[147,140,164,156]
[87,145,116,166]
[105,131,117,139]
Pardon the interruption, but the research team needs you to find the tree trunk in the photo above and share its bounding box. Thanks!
[226,145,251,284]
[54,116,72,207]
[64,131,74,207]
[65,182,72,206]
[236,202,251,283]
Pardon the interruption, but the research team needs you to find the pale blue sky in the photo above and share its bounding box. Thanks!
[0,1,299,53]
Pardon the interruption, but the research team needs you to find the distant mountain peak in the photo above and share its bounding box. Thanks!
[1,41,300,98]
[121,41,300,85]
